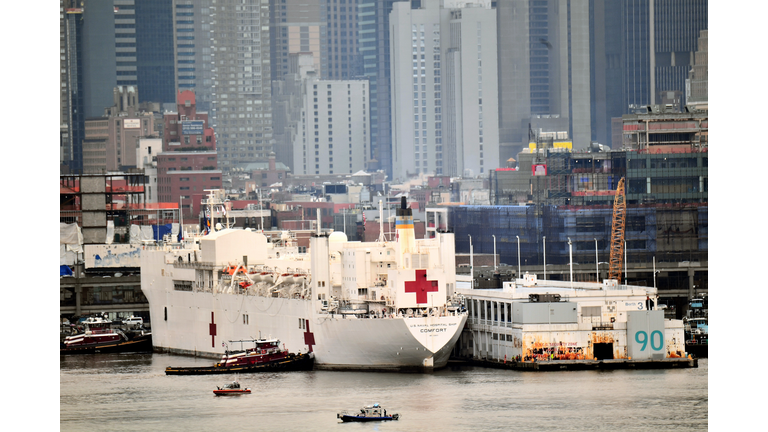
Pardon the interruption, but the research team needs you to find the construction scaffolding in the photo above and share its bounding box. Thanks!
[60,171,179,244]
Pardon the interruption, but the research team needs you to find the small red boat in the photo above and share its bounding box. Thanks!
[213,381,250,396]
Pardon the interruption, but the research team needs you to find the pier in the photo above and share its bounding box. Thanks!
[450,357,698,371]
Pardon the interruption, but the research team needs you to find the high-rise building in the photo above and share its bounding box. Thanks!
[651,0,707,107]
[109,1,176,104]
[81,0,117,120]
[114,0,138,88]
[172,0,215,114]
[214,0,273,168]
[686,30,707,109]
[172,0,274,169]
[61,3,85,172]
[271,53,317,172]
[269,1,325,172]
[496,0,591,161]
[269,0,324,82]
[588,0,623,146]
[358,0,397,177]
[495,0,530,161]
[590,0,707,146]
[321,0,361,80]
[134,0,176,104]
[293,77,369,175]
[63,0,176,171]
[390,0,498,180]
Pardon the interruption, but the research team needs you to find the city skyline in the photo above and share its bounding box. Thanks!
[59,0,707,182]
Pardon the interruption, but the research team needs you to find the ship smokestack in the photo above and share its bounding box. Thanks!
[396,196,415,256]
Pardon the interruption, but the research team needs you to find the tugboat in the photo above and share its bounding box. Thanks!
[337,404,399,422]
[61,314,152,354]
[213,381,251,396]
[165,338,314,375]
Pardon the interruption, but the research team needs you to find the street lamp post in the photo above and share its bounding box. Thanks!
[258,189,264,232]
[624,240,628,285]
[179,196,184,240]
[492,235,497,271]
[469,234,473,276]
[568,237,573,287]
[516,235,520,278]
[543,236,546,280]
[594,238,599,283]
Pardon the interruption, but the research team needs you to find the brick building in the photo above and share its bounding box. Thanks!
[157,91,221,218]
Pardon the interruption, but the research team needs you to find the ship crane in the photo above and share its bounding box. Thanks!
[608,177,626,283]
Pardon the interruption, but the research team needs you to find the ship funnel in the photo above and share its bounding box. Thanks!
[396,196,415,255]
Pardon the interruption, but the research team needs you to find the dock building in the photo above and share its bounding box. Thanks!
[454,274,688,366]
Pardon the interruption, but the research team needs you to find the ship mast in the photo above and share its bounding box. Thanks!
[204,189,217,233]
[378,200,385,243]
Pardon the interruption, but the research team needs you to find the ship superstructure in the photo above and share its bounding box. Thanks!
[141,192,467,371]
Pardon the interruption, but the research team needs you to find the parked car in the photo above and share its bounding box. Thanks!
[123,316,144,328]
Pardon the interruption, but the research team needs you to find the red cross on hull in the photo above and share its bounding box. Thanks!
[209,312,217,348]
[303,321,316,353]
[404,269,439,304]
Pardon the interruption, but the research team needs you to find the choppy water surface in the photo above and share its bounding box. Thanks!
[61,354,707,431]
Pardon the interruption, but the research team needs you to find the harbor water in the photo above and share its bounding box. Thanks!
[60,353,707,431]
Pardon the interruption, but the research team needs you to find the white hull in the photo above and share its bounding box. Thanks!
[145,288,466,371]
[141,196,466,371]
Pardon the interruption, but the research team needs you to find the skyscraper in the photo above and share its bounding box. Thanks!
[390,0,498,180]
[269,0,325,171]
[687,29,707,108]
[590,0,707,146]
[358,0,397,177]
[269,0,324,82]
[81,0,117,119]
[109,0,176,105]
[650,0,707,107]
[174,0,274,169]
[210,0,274,168]
[496,0,591,160]
[62,0,175,172]
[495,0,530,160]
[134,0,176,104]
[293,77,369,175]
[61,2,85,171]
[172,0,215,114]
[321,0,361,80]
[114,0,138,88]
